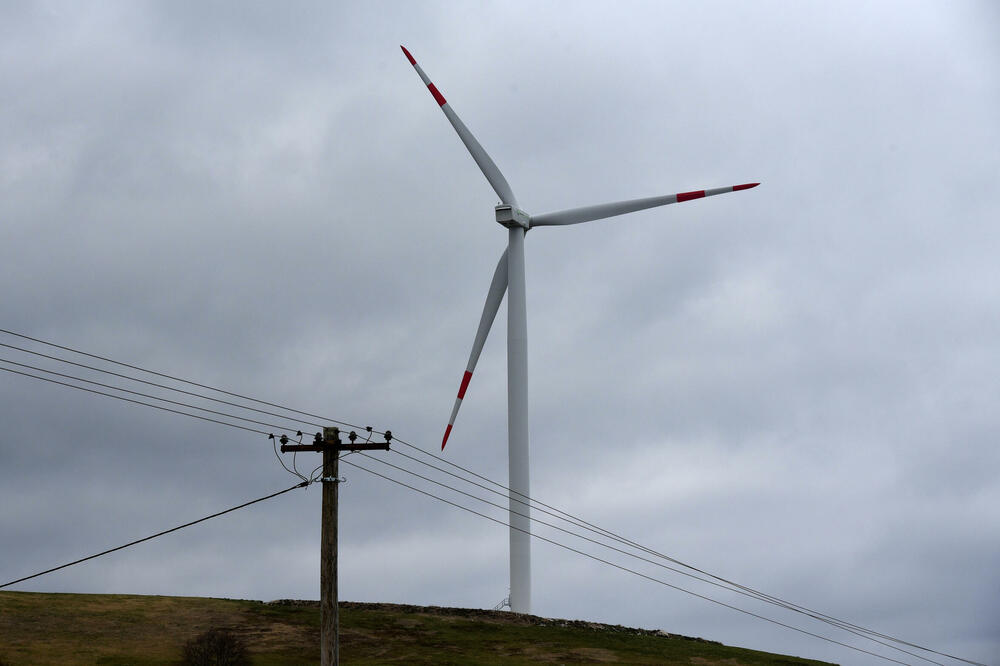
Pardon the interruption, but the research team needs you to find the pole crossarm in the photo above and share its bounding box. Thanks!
[280,442,390,452]
[275,427,392,454]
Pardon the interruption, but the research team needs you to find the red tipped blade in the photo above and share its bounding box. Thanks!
[438,249,509,451]
[530,182,761,227]
[442,370,473,450]
[399,46,518,207]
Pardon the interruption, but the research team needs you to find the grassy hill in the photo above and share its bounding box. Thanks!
[0,591,835,665]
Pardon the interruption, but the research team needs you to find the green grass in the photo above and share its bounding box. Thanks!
[0,592,836,665]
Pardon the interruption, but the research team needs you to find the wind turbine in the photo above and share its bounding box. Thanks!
[402,45,758,615]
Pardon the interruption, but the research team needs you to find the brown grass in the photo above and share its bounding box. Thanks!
[0,592,837,665]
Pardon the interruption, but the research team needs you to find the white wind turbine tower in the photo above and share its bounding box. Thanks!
[402,46,758,615]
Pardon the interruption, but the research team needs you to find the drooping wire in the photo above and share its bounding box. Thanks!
[271,433,307,482]
[0,365,268,435]
[0,329,393,444]
[388,445,692,566]
[0,329,977,663]
[0,480,310,590]
[340,457,916,666]
[0,328,368,431]
[268,432,362,485]
[385,447,922,659]
[382,435,978,665]
[359,452,945,666]
[291,432,305,480]
[0,341,329,430]
[0,358,308,434]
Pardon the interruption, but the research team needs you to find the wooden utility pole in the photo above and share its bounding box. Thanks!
[321,433,338,665]
[281,426,390,666]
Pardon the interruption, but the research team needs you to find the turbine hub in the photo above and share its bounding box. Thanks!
[495,205,530,229]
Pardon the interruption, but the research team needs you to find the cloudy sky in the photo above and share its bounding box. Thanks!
[2,1,998,663]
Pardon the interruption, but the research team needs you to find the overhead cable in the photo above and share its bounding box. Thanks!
[0,328,978,664]
[384,436,979,665]
[340,457,915,666]
[0,365,268,435]
[0,341,328,430]
[361,452,945,666]
[0,358,307,434]
[0,328,370,433]
[383,447,948,664]
[0,481,310,590]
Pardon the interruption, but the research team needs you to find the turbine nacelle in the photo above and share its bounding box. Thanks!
[495,205,531,229]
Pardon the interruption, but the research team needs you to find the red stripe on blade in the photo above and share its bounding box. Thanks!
[442,424,453,450]
[428,83,447,106]
[733,182,760,191]
[400,45,416,65]
[677,190,706,202]
[457,371,473,399]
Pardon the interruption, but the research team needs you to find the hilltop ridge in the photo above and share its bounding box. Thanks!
[0,591,836,664]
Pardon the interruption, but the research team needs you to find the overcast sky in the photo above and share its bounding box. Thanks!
[2,2,998,664]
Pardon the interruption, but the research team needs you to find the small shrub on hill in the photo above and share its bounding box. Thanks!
[181,628,250,666]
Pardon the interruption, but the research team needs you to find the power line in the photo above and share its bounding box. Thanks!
[361,452,947,666]
[0,361,969,663]
[0,358,309,434]
[0,328,979,663]
[340,456,918,666]
[365,439,985,664]
[0,480,310,590]
[0,365,269,435]
[383,447,958,665]
[384,437,982,666]
[0,328,373,434]
[0,351,969,664]
[0,341,328,431]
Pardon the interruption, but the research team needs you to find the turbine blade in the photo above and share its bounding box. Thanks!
[442,248,509,450]
[530,183,760,227]
[401,46,519,207]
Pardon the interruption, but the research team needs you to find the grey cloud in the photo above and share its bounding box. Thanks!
[1,2,997,665]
